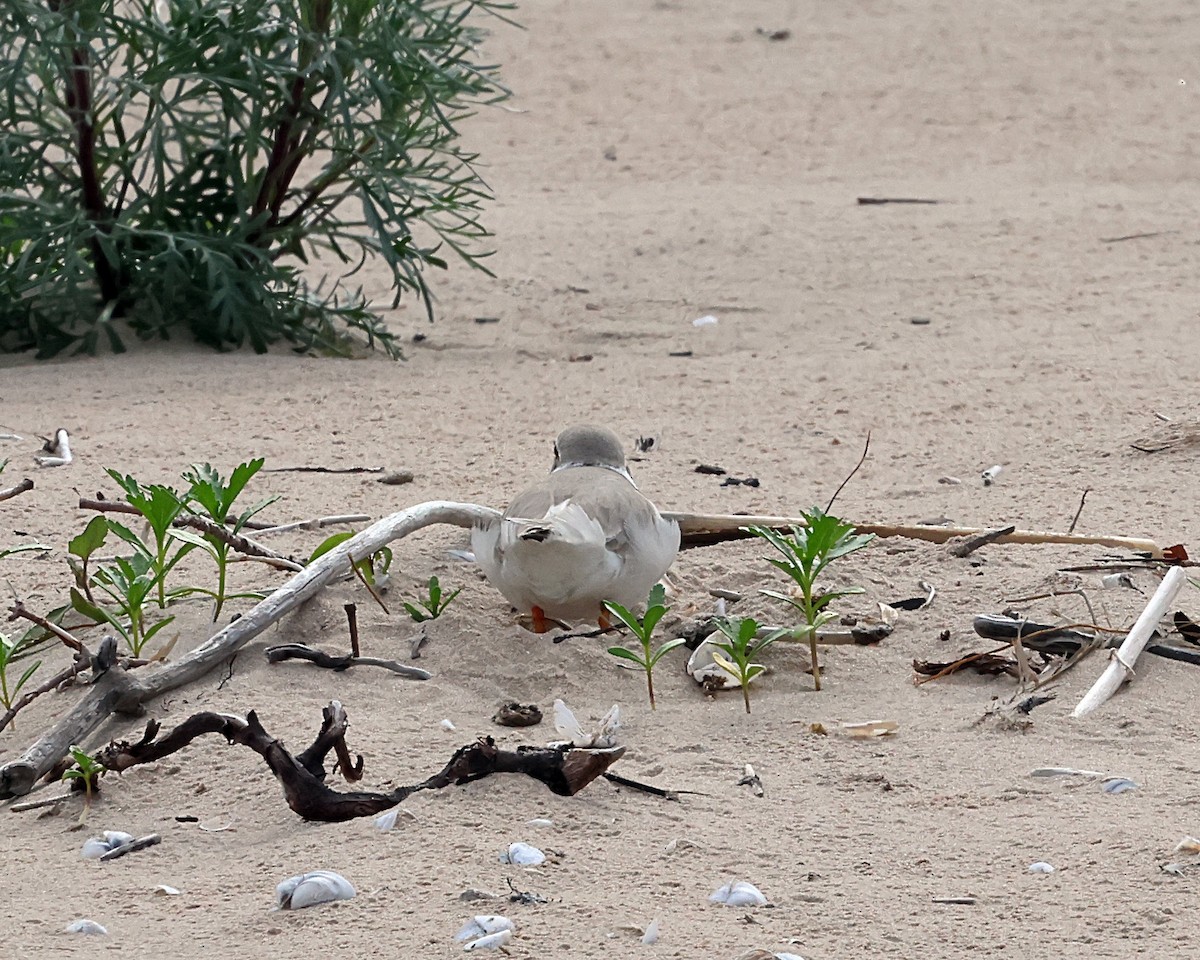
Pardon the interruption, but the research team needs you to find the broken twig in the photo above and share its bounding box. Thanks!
[0,478,34,502]
[1072,566,1190,718]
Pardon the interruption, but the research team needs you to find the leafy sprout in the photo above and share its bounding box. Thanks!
[61,744,105,824]
[71,554,175,657]
[177,458,277,619]
[708,616,788,714]
[401,575,462,623]
[605,584,684,710]
[103,469,193,608]
[750,509,875,691]
[0,631,41,721]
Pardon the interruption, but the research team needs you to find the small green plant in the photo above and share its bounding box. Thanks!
[309,532,393,588]
[0,631,41,719]
[604,584,685,710]
[402,575,461,622]
[750,509,875,691]
[61,744,105,823]
[104,470,194,608]
[67,515,110,603]
[71,554,174,657]
[708,617,788,714]
[178,458,277,620]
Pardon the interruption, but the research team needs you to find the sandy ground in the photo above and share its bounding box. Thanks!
[3,1,1200,956]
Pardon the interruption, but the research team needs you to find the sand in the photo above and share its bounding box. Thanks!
[2,1,1199,956]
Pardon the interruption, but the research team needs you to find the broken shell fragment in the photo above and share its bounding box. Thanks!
[275,869,356,910]
[1100,777,1138,795]
[981,464,1003,486]
[456,916,515,941]
[709,880,768,907]
[1173,836,1200,855]
[463,928,513,951]
[153,885,181,896]
[641,917,661,945]
[81,831,135,859]
[1027,861,1055,874]
[501,842,546,866]
[64,919,108,935]
[552,699,620,748]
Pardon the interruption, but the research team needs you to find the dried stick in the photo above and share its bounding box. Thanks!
[95,702,624,821]
[77,498,301,570]
[948,524,1016,558]
[0,478,34,502]
[253,514,371,536]
[263,643,431,680]
[344,603,360,658]
[0,501,500,798]
[7,602,86,654]
[1072,566,1190,718]
[1067,488,1091,535]
[824,431,870,513]
[664,512,1163,557]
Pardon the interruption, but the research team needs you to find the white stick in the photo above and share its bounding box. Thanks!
[1071,566,1190,718]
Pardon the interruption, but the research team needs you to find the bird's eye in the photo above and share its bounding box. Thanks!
[553,444,559,458]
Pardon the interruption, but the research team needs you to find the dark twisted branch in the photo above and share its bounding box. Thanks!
[97,701,625,822]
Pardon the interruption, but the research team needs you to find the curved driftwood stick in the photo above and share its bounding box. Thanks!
[96,701,624,821]
[664,512,1163,558]
[0,501,500,799]
[1072,566,1190,718]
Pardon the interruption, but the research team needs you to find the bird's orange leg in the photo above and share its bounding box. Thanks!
[598,609,613,630]
[532,605,550,634]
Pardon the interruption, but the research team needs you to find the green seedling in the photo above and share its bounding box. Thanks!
[0,631,41,720]
[310,532,393,588]
[0,541,50,562]
[605,584,684,710]
[104,470,193,608]
[179,458,277,619]
[67,515,110,603]
[708,616,788,714]
[750,509,875,691]
[61,744,105,824]
[402,575,462,623]
[72,553,174,657]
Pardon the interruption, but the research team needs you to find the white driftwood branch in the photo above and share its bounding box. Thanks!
[0,501,500,799]
[664,512,1163,558]
[1071,566,1189,719]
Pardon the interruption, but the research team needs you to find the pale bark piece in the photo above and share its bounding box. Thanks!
[663,511,1163,557]
[1071,566,1190,718]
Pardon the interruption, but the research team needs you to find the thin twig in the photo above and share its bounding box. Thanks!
[8,792,73,813]
[262,465,383,475]
[349,562,389,614]
[252,514,371,536]
[263,643,431,680]
[1067,488,1091,535]
[77,498,302,570]
[0,478,34,502]
[344,603,360,658]
[7,602,85,654]
[825,430,871,514]
[948,524,1016,558]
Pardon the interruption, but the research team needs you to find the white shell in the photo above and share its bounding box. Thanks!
[501,842,546,866]
[81,830,135,859]
[456,915,514,941]
[692,315,719,327]
[641,917,661,945]
[1028,861,1055,874]
[710,880,767,907]
[1173,836,1200,854]
[1100,777,1138,794]
[526,818,553,828]
[464,929,513,950]
[64,919,107,935]
[552,699,620,748]
[276,870,356,909]
[153,885,181,896]
[441,719,456,731]
[686,639,754,688]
